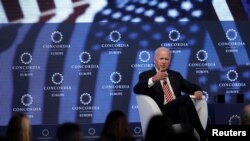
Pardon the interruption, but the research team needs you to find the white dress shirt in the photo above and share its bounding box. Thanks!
[148,68,176,104]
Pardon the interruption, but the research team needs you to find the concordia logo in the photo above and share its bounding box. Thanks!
[80,93,92,105]
[51,31,63,43]
[79,51,91,64]
[226,28,237,41]
[21,94,33,106]
[169,29,180,42]
[196,50,208,62]
[139,50,151,63]
[110,72,122,84]
[20,52,32,65]
[52,73,64,85]
[109,30,121,42]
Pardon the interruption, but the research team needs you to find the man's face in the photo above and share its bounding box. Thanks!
[154,50,171,71]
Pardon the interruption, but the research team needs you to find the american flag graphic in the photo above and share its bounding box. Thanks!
[1,0,250,23]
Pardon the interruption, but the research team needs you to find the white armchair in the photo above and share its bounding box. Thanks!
[136,95,208,138]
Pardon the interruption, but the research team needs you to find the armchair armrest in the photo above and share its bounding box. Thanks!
[136,95,162,136]
[136,95,208,137]
[190,95,208,130]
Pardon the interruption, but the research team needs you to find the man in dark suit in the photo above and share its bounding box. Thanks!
[134,47,207,141]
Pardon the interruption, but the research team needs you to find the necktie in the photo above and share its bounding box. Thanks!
[162,80,174,103]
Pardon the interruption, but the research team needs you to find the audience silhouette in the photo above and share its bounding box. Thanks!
[0,135,6,141]
[56,122,84,141]
[2,109,202,141]
[99,110,135,141]
[6,112,32,141]
[145,115,198,141]
[240,104,250,125]
[144,115,173,141]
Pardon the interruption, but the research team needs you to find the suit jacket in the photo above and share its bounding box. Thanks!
[133,68,202,108]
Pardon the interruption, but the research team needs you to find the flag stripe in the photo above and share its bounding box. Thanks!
[1,0,24,22]
[37,0,56,12]
[19,0,40,23]
[226,0,249,21]
[0,2,8,23]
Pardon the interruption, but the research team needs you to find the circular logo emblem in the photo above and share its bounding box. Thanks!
[226,29,237,41]
[88,128,96,135]
[110,72,122,84]
[134,127,141,134]
[20,52,32,65]
[80,93,92,105]
[226,70,238,82]
[169,29,180,42]
[42,129,50,137]
[228,114,240,125]
[109,30,121,42]
[79,51,91,64]
[196,50,208,62]
[21,94,33,106]
[139,51,150,63]
[51,31,63,43]
[52,73,64,85]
